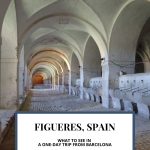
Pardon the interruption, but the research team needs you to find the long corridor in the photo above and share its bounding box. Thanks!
[29,89,115,112]
[0,89,150,150]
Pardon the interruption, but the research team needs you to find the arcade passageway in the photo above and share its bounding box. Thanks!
[0,0,150,149]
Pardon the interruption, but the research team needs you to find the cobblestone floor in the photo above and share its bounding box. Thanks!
[135,116,150,150]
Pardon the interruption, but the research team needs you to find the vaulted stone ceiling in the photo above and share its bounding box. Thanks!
[3,0,150,82]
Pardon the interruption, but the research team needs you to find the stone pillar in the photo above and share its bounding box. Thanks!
[18,47,25,103]
[18,67,24,100]
[0,57,18,109]
[0,43,18,109]
[80,66,84,99]
[48,77,51,88]
[68,70,71,95]
[62,73,64,86]
[24,66,28,94]
[61,73,64,93]
[27,73,33,89]
[53,75,56,90]
[57,74,59,90]
[101,61,109,108]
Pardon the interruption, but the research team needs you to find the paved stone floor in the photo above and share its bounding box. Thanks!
[0,89,150,150]
[135,116,150,150]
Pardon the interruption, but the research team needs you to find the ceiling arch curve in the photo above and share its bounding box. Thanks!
[108,0,134,45]
[18,14,108,61]
[25,29,83,66]
[30,58,64,73]
[30,64,56,78]
[109,0,150,63]
[17,0,107,42]
[28,49,71,70]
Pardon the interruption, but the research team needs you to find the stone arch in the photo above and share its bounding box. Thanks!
[0,0,10,34]
[27,49,71,71]
[83,36,102,87]
[30,64,56,88]
[27,49,69,87]
[135,18,150,73]
[18,15,108,61]
[17,2,109,106]
[18,0,107,46]
[23,27,83,65]
[109,0,150,88]
[32,68,52,87]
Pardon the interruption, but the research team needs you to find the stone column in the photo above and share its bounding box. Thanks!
[0,55,18,109]
[24,66,28,94]
[57,74,59,90]
[53,75,56,90]
[80,66,84,99]
[61,73,64,93]
[68,70,71,95]
[29,73,32,89]
[62,73,64,86]
[18,68,24,95]
[18,47,25,103]
[101,60,109,108]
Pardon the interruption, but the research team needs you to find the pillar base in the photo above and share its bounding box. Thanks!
[102,97,110,108]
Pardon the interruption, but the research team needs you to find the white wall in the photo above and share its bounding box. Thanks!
[119,73,150,90]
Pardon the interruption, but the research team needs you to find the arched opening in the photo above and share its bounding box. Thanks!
[109,0,150,89]
[83,37,102,88]
[32,74,44,87]
[135,18,150,73]
[70,53,80,96]
[71,53,80,87]
[30,64,56,89]
[26,49,70,91]
[17,7,108,105]
[82,36,102,102]
[133,17,150,115]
